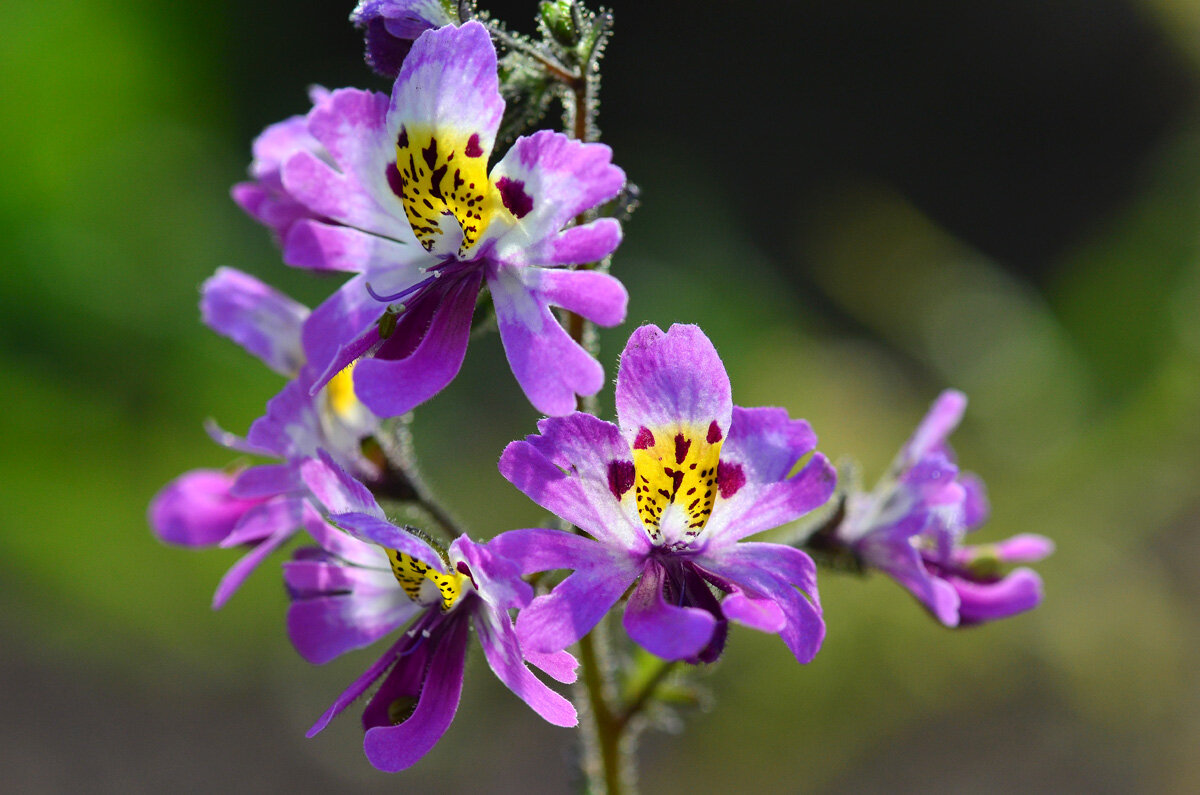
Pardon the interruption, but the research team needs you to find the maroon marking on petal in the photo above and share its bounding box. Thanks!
[465,133,483,157]
[716,461,746,499]
[670,469,684,497]
[385,162,405,198]
[607,460,635,499]
[706,421,723,443]
[429,164,448,200]
[422,137,439,171]
[455,560,478,588]
[397,126,409,148]
[496,177,534,219]
[674,433,691,465]
[633,427,655,449]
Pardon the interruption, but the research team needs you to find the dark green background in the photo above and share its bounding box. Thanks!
[3,0,1199,790]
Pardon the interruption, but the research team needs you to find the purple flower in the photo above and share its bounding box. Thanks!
[149,268,379,607]
[292,453,577,772]
[492,324,837,664]
[351,0,461,78]
[830,390,1054,626]
[231,89,332,245]
[261,21,626,417]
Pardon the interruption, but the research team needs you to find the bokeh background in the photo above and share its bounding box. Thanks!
[3,0,1199,791]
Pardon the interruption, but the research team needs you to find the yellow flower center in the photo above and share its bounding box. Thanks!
[387,549,466,611]
[324,364,360,422]
[631,424,723,543]
[393,126,497,255]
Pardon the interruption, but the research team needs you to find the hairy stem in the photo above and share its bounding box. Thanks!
[578,627,626,794]
[614,659,679,731]
[371,418,465,538]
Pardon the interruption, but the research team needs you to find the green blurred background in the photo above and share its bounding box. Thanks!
[3,0,1199,790]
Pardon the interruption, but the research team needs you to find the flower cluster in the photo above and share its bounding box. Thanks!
[816,390,1054,626]
[151,0,1053,781]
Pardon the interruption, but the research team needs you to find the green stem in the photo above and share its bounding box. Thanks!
[371,418,465,538]
[614,659,678,732]
[578,628,626,794]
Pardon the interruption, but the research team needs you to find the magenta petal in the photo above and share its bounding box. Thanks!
[994,533,1055,563]
[283,220,386,273]
[722,591,786,633]
[148,469,261,547]
[287,587,417,664]
[549,218,623,266]
[449,535,531,610]
[615,324,733,442]
[516,560,640,654]
[363,615,470,772]
[721,406,818,482]
[353,270,481,417]
[281,88,408,240]
[735,542,821,607]
[889,554,962,626]
[474,603,577,727]
[388,22,505,164]
[352,0,458,77]
[485,527,618,575]
[960,472,991,530]
[954,568,1044,625]
[284,557,381,596]
[302,275,388,378]
[300,451,384,518]
[302,509,383,567]
[498,415,646,551]
[530,267,627,328]
[522,648,579,685]
[331,512,444,570]
[700,545,826,663]
[201,267,308,375]
[234,110,325,241]
[489,263,606,417]
[243,379,318,459]
[902,389,967,465]
[359,628,433,732]
[622,562,717,661]
[204,418,273,456]
[220,495,306,548]
[857,519,963,626]
[307,633,407,737]
[498,441,606,538]
[485,130,625,262]
[230,463,297,498]
[705,452,837,544]
[213,532,293,612]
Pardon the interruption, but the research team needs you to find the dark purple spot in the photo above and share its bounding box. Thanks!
[634,427,655,449]
[707,421,723,443]
[428,164,448,200]
[397,126,409,148]
[670,469,684,497]
[456,560,477,588]
[607,460,634,499]
[422,138,439,171]
[716,461,746,499]
[674,433,691,464]
[385,163,405,198]
[465,133,483,157]
[496,177,534,219]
